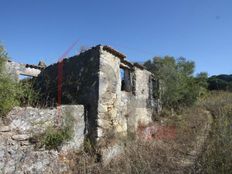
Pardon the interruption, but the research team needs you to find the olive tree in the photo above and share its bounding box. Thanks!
[144,56,207,110]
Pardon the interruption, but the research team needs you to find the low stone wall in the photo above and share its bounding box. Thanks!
[0,105,84,173]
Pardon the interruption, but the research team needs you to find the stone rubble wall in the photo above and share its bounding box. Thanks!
[0,105,84,173]
[98,47,154,142]
[98,48,127,141]
[5,61,41,80]
[97,47,155,162]
[35,46,100,143]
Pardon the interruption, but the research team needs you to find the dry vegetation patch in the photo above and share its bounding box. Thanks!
[66,104,211,174]
[193,92,232,173]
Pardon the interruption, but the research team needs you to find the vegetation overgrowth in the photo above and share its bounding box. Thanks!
[0,44,38,118]
[66,92,232,174]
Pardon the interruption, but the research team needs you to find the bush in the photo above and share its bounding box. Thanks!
[19,78,39,106]
[0,77,21,117]
[0,45,20,117]
[31,113,75,150]
[0,44,38,118]
[42,126,73,150]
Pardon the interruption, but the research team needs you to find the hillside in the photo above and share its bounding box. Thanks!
[208,74,232,91]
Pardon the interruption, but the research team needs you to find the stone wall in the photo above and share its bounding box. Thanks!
[127,67,154,131]
[0,105,84,173]
[36,46,100,143]
[97,48,127,142]
[97,47,155,143]
[97,46,155,162]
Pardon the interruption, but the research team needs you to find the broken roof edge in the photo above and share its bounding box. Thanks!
[101,46,149,71]
[74,44,126,60]
[133,62,145,70]
[102,45,126,59]
[6,60,44,70]
[25,64,44,70]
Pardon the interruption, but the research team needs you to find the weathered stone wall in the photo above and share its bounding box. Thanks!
[36,46,100,143]
[126,67,154,133]
[0,105,84,173]
[97,47,155,162]
[97,47,154,142]
[97,48,127,142]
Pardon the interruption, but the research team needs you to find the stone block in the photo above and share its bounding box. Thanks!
[0,126,11,132]
[12,134,30,141]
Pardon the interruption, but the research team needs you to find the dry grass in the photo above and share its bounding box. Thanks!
[63,91,232,174]
[193,91,232,173]
[65,104,210,173]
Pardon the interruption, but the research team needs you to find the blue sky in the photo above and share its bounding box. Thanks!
[1,0,232,76]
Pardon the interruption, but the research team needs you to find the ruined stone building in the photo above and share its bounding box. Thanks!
[5,45,159,146]
[4,60,45,80]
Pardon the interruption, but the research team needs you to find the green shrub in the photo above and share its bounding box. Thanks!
[0,67,38,117]
[0,44,39,117]
[0,76,21,117]
[42,126,73,150]
[0,46,20,117]
[144,56,208,110]
[32,113,75,150]
[19,78,39,106]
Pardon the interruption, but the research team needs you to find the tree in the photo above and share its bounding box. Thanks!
[144,56,207,110]
[195,72,208,96]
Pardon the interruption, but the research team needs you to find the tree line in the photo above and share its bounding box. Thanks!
[143,56,231,111]
[207,74,232,91]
